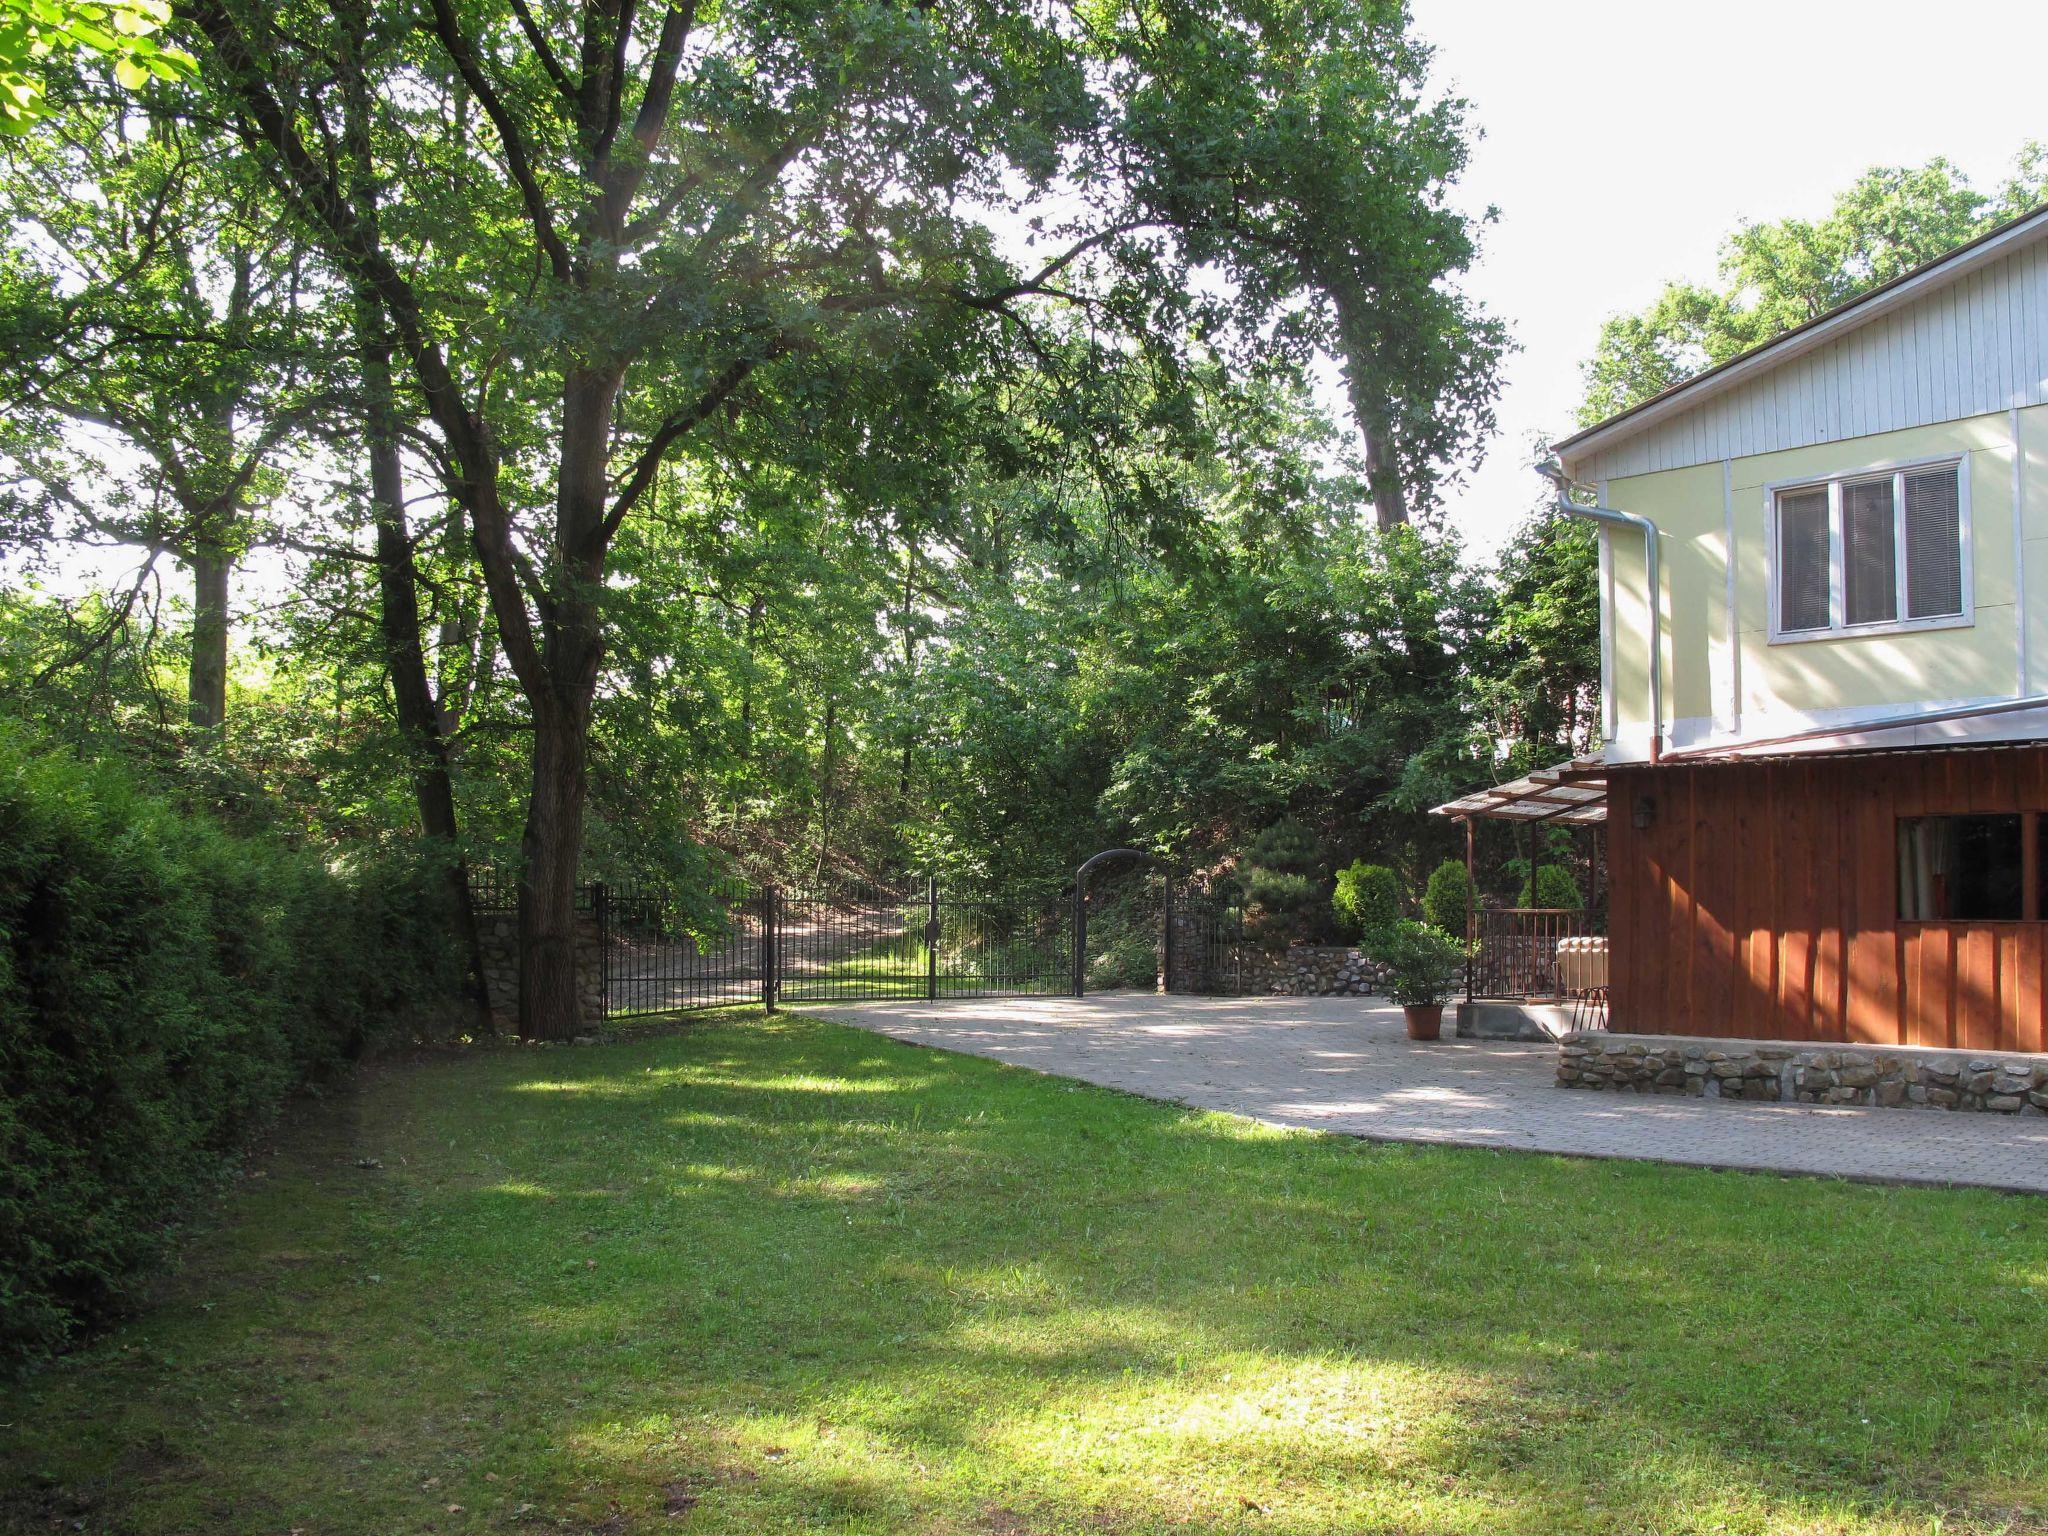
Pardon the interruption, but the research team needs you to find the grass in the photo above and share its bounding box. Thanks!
[4,1010,2047,1535]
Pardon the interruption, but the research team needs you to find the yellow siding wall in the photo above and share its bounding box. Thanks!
[1595,405,2048,754]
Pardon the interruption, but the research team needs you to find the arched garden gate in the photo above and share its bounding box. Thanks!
[567,850,1253,1019]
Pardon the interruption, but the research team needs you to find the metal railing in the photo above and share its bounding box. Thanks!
[1469,907,1606,1001]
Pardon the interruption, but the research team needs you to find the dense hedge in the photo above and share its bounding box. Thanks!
[0,732,461,1371]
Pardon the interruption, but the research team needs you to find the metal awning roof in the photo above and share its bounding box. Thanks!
[1430,757,1607,825]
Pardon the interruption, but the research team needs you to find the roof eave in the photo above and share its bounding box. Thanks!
[1552,202,2048,473]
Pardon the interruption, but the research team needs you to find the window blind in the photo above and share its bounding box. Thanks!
[1778,487,1831,632]
[1904,468,1963,618]
[1841,477,1897,625]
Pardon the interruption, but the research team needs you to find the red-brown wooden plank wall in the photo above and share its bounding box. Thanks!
[1606,747,2048,1053]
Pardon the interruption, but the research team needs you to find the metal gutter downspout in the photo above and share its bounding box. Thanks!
[1539,463,1662,761]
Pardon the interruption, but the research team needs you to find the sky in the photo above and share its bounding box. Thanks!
[1410,0,2048,558]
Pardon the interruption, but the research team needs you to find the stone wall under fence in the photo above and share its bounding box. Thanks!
[1558,1030,2048,1114]
[475,906,607,1037]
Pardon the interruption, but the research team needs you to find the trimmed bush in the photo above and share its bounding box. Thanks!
[1332,861,1401,937]
[1531,864,1584,910]
[0,731,460,1371]
[1421,859,1470,934]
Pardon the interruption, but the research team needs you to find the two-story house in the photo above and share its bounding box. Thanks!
[1442,203,2048,1059]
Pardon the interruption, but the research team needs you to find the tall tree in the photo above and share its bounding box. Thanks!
[1102,0,1505,528]
[0,106,316,733]
[174,0,1498,1037]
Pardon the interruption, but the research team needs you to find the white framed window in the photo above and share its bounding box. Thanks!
[1767,455,1970,643]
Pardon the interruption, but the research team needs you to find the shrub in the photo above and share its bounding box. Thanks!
[1421,859,1470,934]
[1530,864,1584,910]
[1332,861,1402,937]
[0,731,461,1372]
[1368,920,1467,1007]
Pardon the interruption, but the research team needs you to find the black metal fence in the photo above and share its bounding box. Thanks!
[1469,906,1606,1000]
[775,879,1072,1005]
[476,863,1258,1021]
[599,877,769,1016]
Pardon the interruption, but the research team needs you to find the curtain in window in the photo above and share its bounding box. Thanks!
[1904,467,1963,618]
[1841,478,1897,625]
[1778,488,1830,632]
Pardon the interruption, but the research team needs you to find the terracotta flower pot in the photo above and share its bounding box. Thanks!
[1403,1004,1444,1040]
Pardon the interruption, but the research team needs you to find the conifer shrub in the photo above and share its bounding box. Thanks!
[1238,820,1326,950]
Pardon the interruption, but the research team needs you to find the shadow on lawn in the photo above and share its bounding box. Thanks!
[4,1017,2046,1535]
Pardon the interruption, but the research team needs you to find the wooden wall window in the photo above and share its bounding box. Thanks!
[1897,813,2041,920]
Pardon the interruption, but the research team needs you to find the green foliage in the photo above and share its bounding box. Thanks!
[1531,864,1584,911]
[0,729,460,1371]
[0,0,194,133]
[1503,859,1583,910]
[1366,919,1466,1008]
[1332,861,1401,938]
[1421,859,1470,934]
[1471,510,1601,766]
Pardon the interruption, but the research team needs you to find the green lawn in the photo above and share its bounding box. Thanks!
[4,1012,2046,1535]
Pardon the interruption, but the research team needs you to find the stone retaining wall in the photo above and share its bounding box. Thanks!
[1264,945,1391,997]
[476,908,607,1036]
[1559,1031,2048,1114]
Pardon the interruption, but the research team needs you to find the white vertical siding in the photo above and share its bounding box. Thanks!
[1577,242,2048,482]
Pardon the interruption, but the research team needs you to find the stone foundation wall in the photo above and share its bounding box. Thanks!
[1559,1031,2048,1114]
[475,907,607,1036]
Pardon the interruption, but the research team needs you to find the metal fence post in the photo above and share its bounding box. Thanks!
[1071,879,1086,998]
[591,881,609,1018]
[1160,877,1175,994]
[925,876,939,1002]
[761,883,778,1013]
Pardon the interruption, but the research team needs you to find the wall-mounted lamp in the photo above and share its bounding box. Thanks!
[1632,794,1658,831]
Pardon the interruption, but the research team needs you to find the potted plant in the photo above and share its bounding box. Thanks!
[1370,919,1466,1040]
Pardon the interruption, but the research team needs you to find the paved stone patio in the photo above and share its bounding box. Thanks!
[813,993,2048,1194]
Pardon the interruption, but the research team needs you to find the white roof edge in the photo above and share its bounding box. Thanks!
[1553,204,2048,474]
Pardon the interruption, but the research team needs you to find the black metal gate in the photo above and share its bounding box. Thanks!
[596,877,769,1017]
[590,876,1075,1017]
[565,857,1259,1021]
[1163,887,1253,995]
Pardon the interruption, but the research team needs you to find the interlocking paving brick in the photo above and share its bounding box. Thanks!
[814,994,2048,1193]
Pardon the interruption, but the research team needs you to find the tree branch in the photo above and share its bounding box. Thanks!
[602,347,777,541]
[507,0,575,103]
[423,0,574,282]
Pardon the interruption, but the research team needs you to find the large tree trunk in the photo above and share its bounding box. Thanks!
[360,317,495,1035]
[1327,280,1408,530]
[510,364,620,1041]
[518,702,592,1039]
[187,543,230,731]
[1356,406,1408,531]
